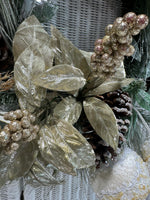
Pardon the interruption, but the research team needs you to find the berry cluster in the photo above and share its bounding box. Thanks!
[0,109,39,154]
[91,12,149,75]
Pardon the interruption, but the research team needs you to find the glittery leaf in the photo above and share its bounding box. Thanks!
[53,97,82,124]
[83,97,119,150]
[50,25,91,79]
[0,142,38,188]
[85,78,134,96]
[38,121,95,175]
[33,64,86,92]
[13,15,51,63]
[14,45,47,112]
[80,50,93,67]
[25,153,62,187]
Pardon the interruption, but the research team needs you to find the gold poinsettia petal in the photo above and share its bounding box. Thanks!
[80,50,93,67]
[50,25,91,79]
[53,97,82,124]
[38,121,96,175]
[33,64,86,92]
[83,97,119,150]
[0,142,38,188]
[85,78,134,96]
[13,15,51,63]
[14,45,47,112]
[25,153,62,187]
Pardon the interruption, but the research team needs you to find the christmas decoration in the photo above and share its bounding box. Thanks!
[0,6,150,200]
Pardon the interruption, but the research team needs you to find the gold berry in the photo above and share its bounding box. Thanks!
[14,110,23,119]
[21,117,30,128]
[0,130,10,143]
[22,129,31,138]
[105,24,113,35]
[11,131,22,142]
[115,21,129,36]
[123,12,137,28]
[4,111,17,121]
[33,125,40,133]
[8,121,21,132]
[22,110,29,116]
[10,143,19,151]
[135,14,149,29]
[29,114,36,123]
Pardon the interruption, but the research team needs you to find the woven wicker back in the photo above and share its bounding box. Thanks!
[50,0,123,51]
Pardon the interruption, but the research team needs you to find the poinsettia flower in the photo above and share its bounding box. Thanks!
[11,15,135,179]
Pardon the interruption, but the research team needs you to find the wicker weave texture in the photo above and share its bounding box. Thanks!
[50,0,123,51]
[24,171,98,200]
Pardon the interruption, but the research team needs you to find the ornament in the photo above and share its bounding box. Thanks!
[91,147,150,200]
[11,131,22,142]
[21,117,30,128]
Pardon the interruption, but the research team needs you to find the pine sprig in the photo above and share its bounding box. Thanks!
[0,0,35,49]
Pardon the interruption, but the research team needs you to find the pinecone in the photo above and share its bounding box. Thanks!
[0,109,39,154]
[102,89,132,137]
[0,34,14,91]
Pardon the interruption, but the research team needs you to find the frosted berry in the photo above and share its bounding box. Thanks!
[135,14,149,29]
